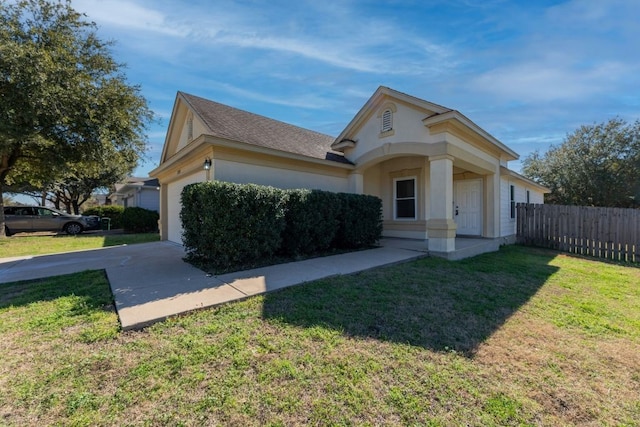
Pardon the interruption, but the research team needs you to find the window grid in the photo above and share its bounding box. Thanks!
[394,177,416,220]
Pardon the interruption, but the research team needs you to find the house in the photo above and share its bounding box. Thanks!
[111,177,160,212]
[150,86,548,255]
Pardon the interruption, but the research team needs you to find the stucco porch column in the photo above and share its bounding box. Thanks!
[427,155,456,252]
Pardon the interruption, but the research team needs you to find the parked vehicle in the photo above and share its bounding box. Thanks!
[3,206,100,236]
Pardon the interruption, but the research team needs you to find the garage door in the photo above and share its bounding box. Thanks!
[166,172,205,244]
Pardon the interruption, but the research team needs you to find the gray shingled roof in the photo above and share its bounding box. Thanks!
[126,177,159,187]
[181,92,351,164]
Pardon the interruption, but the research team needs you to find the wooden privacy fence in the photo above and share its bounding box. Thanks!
[516,203,640,263]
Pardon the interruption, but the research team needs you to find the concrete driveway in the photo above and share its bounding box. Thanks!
[0,241,427,330]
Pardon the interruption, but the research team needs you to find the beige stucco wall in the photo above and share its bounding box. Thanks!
[176,114,208,153]
[440,132,502,175]
[343,102,435,163]
[213,158,348,192]
[165,170,207,243]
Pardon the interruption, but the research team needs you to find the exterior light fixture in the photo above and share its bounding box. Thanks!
[203,158,212,170]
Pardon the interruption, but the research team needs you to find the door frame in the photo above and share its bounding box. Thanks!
[454,178,483,236]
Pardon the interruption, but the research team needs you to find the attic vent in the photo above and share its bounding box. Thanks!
[381,109,393,132]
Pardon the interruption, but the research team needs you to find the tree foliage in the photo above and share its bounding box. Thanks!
[522,118,640,208]
[6,145,138,214]
[0,0,151,233]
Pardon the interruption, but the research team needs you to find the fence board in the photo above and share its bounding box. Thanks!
[516,203,640,263]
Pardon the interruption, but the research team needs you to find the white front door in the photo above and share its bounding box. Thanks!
[454,179,482,236]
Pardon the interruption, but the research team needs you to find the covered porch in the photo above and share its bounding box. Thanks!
[349,144,503,255]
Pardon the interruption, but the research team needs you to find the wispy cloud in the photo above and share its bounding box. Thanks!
[74,0,189,37]
[470,60,630,102]
[207,82,335,110]
[213,33,384,74]
[77,0,455,76]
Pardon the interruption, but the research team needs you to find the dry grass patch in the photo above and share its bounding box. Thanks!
[0,246,638,426]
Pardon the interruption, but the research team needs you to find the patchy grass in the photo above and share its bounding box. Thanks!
[0,233,160,258]
[1,246,638,425]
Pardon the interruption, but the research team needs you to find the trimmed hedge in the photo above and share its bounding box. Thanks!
[83,205,125,229]
[281,189,340,256]
[181,181,382,270]
[181,182,287,267]
[122,207,160,233]
[334,192,383,249]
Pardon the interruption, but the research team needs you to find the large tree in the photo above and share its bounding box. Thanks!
[8,150,137,214]
[0,0,151,235]
[522,118,640,208]
[6,131,140,213]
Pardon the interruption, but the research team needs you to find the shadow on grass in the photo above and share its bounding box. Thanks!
[262,245,559,356]
[0,269,114,313]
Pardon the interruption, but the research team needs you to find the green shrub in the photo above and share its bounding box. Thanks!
[181,181,383,271]
[83,205,125,229]
[334,193,383,249]
[121,207,159,233]
[281,189,340,256]
[181,181,287,269]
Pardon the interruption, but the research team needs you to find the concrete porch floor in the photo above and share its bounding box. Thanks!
[380,237,502,260]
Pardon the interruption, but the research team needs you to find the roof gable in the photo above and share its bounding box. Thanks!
[332,86,518,161]
[332,86,451,148]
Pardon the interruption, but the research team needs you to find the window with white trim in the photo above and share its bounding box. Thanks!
[394,177,416,219]
[381,109,393,133]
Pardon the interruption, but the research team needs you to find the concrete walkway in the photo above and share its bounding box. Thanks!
[0,241,427,330]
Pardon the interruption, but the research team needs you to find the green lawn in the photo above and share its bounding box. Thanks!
[0,233,160,258]
[1,246,638,426]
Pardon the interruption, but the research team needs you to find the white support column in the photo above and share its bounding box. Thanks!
[427,155,456,252]
[484,171,501,238]
[348,172,364,194]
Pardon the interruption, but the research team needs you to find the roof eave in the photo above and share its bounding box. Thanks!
[422,111,519,161]
[151,135,354,178]
[500,166,551,193]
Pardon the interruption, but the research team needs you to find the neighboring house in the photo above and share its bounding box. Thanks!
[150,86,548,255]
[91,193,110,207]
[112,177,160,212]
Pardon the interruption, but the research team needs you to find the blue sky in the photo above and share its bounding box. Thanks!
[73,0,640,176]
